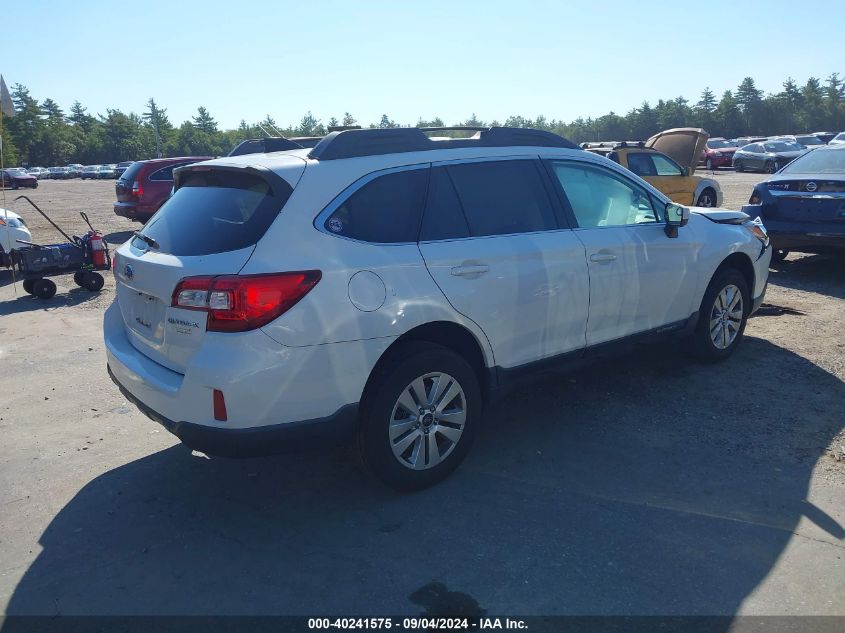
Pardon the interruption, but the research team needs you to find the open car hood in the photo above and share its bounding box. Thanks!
[646,128,710,173]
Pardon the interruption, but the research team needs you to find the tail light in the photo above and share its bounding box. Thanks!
[171,271,321,333]
[131,180,144,199]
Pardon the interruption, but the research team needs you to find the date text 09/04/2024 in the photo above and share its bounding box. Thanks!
[307,618,528,630]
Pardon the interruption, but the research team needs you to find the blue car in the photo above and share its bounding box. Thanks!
[743,144,845,261]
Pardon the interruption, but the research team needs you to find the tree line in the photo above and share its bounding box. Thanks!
[1,74,843,168]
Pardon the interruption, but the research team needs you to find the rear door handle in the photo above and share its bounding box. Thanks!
[589,253,617,263]
[451,264,490,278]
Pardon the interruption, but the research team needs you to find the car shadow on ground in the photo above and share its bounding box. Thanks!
[768,253,845,300]
[3,336,842,623]
[0,271,100,315]
[104,230,133,246]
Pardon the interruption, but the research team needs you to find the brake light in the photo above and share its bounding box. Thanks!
[171,271,321,332]
[131,180,144,198]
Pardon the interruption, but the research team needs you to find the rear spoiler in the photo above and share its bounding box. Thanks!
[172,163,294,200]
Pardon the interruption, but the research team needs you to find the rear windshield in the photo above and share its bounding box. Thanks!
[780,149,845,174]
[118,161,144,183]
[134,170,291,256]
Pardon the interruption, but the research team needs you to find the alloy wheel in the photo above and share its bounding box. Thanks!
[709,284,744,350]
[389,372,466,470]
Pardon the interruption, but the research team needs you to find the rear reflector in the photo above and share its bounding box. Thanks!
[171,271,321,332]
[213,389,228,421]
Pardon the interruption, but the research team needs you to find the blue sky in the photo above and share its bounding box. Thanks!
[2,0,842,129]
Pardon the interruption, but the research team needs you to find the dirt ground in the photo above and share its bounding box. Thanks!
[0,172,843,617]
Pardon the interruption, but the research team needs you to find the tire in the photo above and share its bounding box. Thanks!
[771,249,789,263]
[765,160,777,174]
[358,342,481,491]
[81,271,104,292]
[734,161,743,173]
[33,278,57,300]
[73,271,85,286]
[705,158,714,171]
[22,279,36,294]
[11,182,19,190]
[696,188,717,208]
[688,268,750,363]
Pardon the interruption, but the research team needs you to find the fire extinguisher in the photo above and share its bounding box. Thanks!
[87,231,107,267]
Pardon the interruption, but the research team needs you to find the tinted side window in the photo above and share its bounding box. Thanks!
[419,167,470,241]
[651,154,683,176]
[551,162,660,228]
[325,168,428,243]
[446,160,556,237]
[149,164,183,181]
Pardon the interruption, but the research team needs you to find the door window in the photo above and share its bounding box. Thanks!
[651,154,683,176]
[551,162,660,228]
[445,160,557,237]
[324,167,428,243]
[149,164,185,181]
[419,167,470,241]
[626,153,657,177]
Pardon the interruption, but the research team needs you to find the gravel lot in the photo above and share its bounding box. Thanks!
[0,172,843,617]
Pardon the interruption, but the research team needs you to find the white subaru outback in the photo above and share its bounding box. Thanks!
[105,127,771,490]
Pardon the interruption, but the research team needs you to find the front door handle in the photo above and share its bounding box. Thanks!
[451,264,490,278]
[589,253,617,263]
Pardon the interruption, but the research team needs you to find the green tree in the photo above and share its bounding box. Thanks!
[375,114,396,128]
[192,106,218,134]
[142,98,172,157]
[342,112,357,126]
[5,83,45,164]
[295,111,325,136]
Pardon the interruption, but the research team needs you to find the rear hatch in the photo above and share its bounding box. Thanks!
[115,161,145,202]
[764,178,845,222]
[114,158,305,373]
[646,128,709,174]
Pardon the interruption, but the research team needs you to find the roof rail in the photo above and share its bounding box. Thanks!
[228,137,306,157]
[307,126,579,161]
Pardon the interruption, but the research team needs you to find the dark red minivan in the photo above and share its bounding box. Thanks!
[114,156,212,223]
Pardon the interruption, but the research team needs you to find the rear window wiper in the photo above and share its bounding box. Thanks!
[133,231,160,250]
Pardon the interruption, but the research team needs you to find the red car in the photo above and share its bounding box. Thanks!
[699,138,738,170]
[114,156,212,223]
[1,169,38,189]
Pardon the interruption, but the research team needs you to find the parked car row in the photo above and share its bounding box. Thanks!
[698,131,845,173]
[80,164,118,179]
[16,162,135,180]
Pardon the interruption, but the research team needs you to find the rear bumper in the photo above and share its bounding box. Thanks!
[742,211,845,252]
[113,201,155,221]
[767,229,845,252]
[103,302,380,457]
[108,365,357,457]
[705,155,733,168]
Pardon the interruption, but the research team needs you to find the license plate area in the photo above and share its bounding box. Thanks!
[124,290,166,343]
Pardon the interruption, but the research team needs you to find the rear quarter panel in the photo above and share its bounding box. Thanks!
[242,160,495,366]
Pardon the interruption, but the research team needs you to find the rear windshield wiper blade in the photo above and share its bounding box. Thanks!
[133,231,159,250]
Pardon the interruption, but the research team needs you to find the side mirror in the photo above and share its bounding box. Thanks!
[664,203,690,238]
[682,166,691,177]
